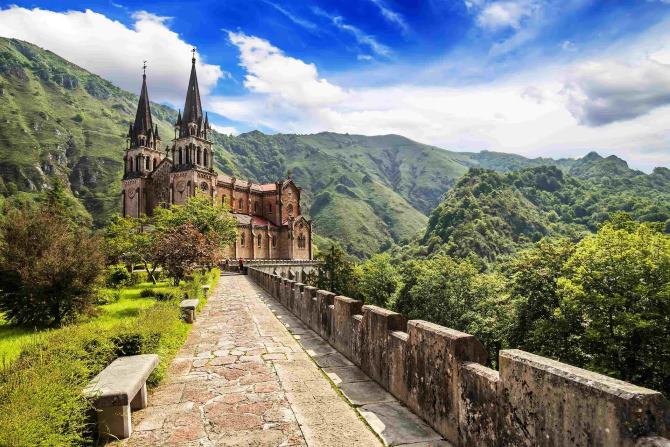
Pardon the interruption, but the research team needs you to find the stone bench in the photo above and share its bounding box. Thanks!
[202,284,211,296]
[180,298,199,323]
[83,354,159,439]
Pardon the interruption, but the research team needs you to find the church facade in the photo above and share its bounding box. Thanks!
[121,56,313,260]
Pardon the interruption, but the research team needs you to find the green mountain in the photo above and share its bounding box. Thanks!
[0,38,473,257]
[1,37,668,259]
[414,161,670,262]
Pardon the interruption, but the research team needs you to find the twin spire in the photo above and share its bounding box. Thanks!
[128,51,210,150]
[176,50,209,139]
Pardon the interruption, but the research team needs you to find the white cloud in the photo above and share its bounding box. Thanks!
[211,30,670,171]
[477,1,534,30]
[0,6,223,106]
[227,32,347,108]
[263,1,318,31]
[211,124,239,135]
[313,8,392,58]
[369,0,409,34]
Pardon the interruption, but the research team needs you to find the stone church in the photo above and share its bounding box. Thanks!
[121,55,312,260]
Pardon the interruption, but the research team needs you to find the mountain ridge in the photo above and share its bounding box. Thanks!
[1,37,668,257]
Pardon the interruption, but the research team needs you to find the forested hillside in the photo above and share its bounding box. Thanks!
[410,159,670,262]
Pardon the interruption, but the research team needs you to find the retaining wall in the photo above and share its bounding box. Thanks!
[248,268,670,447]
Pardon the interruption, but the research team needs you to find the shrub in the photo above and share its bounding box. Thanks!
[139,288,156,298]
[0,204,105,327]
[128,271,148,286]
[105,264,131,287]
[154,288,182,302]
[95,288,121,305]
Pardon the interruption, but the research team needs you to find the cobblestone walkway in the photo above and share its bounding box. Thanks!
[116,274,381,447]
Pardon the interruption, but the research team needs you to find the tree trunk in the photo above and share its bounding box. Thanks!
[144,261,157,284]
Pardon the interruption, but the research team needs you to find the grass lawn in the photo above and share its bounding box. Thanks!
[0,280,173,366]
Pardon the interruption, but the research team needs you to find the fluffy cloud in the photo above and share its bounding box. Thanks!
[476,1,539,31]
[566,59,670,126]
[0,6,223,106]
[211,31,670,171]
[227,32,347,108]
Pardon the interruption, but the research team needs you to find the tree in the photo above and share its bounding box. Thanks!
[153,223,221,285]
[505,238,582,363]
[358,253,400,308]
[394,255,511,364]
[314,245,359,297]
[558,221,670,393]
[0,204,104,327]
[153,195,237,249]
[104,215,158,283]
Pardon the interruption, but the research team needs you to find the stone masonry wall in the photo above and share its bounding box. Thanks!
[247,268,670,447]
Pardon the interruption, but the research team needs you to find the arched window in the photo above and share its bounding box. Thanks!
[254,202,258,213]
[178,148,183,164]
[129,157,133,172]
[153,158,157,170]
[271,235,276,247]
[203,149,208,167]
[238,198,243,210]
[240,233,245,246]
[287,203,294,215]
[145,157,150,170]
[222,196,226,206]
[197,147,201,165]
[268,204,272,213]
[257,234,262,247]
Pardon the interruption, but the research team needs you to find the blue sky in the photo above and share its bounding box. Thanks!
[1,0,670,170]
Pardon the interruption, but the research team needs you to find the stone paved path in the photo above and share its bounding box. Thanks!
[115,274,381,447]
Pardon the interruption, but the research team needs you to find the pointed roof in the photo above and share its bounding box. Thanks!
[180,55,203,137]
[130,73,153,148]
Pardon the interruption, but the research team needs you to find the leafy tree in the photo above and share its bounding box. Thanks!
[358,253,400,307]
[558,221,670,392]
[153,223,221,286]
[505,238,582,363]
[104,215,159,283]
[0,204,104,327]
[153,195,237,249]
[314,245,360,297]
[395,255,512,364]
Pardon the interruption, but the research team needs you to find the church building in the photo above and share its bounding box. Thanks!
[121,55,313,260]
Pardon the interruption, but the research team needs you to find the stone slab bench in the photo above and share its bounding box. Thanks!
[180,299,199,323]
[83,354,159,439]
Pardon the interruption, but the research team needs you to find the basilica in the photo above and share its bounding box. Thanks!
[121,55,312,260]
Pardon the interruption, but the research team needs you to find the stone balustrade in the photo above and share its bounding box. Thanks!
[248,267,670,447]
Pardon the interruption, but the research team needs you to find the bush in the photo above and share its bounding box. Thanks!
[154,288,182,302]
[105,264,131,287]
[128,271,148,286]
[95,288,121,305]
[0,204,105,327]
[139,288,156,298]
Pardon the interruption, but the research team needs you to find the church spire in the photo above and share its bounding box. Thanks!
[180,49,204,138]
[129,63,154,148]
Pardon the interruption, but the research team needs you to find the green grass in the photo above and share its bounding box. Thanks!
[92,280,170,328]
[0,280,173,366]
[0,317,48,368]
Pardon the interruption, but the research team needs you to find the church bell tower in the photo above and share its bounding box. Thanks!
[168,51,215,205]
[121,65,164,217]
